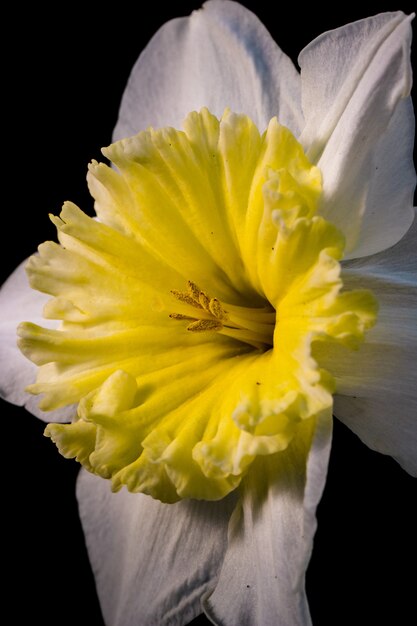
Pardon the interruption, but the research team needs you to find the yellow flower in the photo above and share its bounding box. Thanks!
[18,109,376,502]
[0,3,415,626]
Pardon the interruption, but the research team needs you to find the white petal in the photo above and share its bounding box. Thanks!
[0,260,73,423]
[315,210,417,476]
[113,0,302,141]
[76,470,236,626]
[299,12,415,258]
[203,413,332,626]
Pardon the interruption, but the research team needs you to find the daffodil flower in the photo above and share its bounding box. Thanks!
[1,2,416,625]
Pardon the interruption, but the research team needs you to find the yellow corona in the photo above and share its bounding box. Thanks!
[18,109,377,502]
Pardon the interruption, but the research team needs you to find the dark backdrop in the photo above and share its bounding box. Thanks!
[3,3,416,625]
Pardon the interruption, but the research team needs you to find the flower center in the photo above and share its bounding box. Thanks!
[170,281,275,350]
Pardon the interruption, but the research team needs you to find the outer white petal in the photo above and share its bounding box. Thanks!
[203,413,332,626]
[315,210,417,476]
[113,0,302,141]
[76,470,236,626]
[0,260,73,423]
[299,12,415,258]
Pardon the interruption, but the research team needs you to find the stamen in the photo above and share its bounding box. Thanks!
[225,313,273,336]
[219,326,271,350]
[187,281,202,303]
[209,298,228,320]
[171,289,203,309]
[187,319,223,332]
[169,313,196,320]
[170,281,276,349]
[198,291,211,310]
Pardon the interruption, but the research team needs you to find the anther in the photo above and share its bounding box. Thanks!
[198,291,211,310]
[187,281,201,303]
[187,319,223,332]
[171,290,203,309]
[169,313,196,320]
[209,298,228,320]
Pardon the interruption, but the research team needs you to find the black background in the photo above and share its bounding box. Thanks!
[3,2,416,625]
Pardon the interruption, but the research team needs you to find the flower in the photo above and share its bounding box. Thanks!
[1,2,416,625]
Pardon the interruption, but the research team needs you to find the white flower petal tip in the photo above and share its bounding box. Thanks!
[0,260,45,403]
[113,0,303,141]
[299,11,416,259]
[76,469,237,626]
[0,260,73,423]
[203,413,332,626]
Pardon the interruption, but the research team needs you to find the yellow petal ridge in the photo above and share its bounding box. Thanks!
[20,108,377,502]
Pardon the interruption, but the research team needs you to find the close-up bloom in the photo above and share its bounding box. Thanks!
[2,1,416,625]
